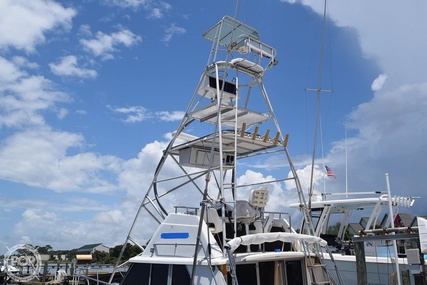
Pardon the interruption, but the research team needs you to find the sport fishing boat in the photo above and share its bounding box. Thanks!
[110,15,343,285]
[290,190,427,285]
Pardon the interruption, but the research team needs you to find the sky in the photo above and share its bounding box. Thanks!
[1,0,427,254]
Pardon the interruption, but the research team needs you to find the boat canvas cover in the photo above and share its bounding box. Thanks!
[226,232,327,253]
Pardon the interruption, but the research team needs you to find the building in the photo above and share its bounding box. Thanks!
[77,243,109,254]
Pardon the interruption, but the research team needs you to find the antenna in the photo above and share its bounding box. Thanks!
[345,126,348,198]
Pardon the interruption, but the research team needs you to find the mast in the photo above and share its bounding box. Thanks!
[307,0,332,210]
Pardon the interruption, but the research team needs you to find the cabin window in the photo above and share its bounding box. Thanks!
[285,260,304,285]
[171,265,191,284]
[259,261,275,285]
[121,263,190,285]
[234,264,258,285]
[151,264,168,284]
[232,260,304,285]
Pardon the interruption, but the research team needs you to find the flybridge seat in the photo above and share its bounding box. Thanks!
[233,201,257,223]
[232,36,277,73]
[249,186,269,209]
[234,187,270,240]
[202,187,269,236]
[203,59,265,80]
[235,36,276,59]
[231,58,264,74]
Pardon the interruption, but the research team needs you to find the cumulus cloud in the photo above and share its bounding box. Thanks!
[49,55,97,78]
[0,0,76,52]
[105,0,172,19]
[80,28,142,60]
[110,106,186,123]
[281,1,427,214]
[93,210,125,224]
[109,105,152,123]
[0,57,70,128]
[371,74,388,92]
[155,111,185,121]
[105,0,149,9]
[162,23,186,43]
[12,56,39,70]
[0,128,122,193]
[57,108,69,120]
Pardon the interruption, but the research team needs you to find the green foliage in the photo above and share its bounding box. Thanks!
[31,243,143,264]
[36,245,52,254]
[327,222,341,235]
[109,243,143,263]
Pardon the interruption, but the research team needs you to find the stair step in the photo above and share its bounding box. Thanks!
[308,264,326,268]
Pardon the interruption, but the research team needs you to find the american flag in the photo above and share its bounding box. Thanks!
[325,165,336,179]
[394,214,404,227]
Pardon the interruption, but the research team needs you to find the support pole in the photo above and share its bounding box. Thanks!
[386,173,402,285]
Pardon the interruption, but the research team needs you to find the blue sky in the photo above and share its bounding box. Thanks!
[1,0,427,253]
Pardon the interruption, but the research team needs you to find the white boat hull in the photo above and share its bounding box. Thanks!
[324,254,424,285]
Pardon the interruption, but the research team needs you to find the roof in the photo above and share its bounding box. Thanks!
[77,243,103,253]
[202,16,260,47]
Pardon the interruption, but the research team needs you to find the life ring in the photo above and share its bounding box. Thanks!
[4,244,42,282]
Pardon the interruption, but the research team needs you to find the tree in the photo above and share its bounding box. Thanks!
[109,243,143,262]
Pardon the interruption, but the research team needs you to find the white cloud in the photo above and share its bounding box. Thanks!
[0,0,76,52]
[162,23,186,43]
[371,74,388,92]
[109,105,152,123]
[0,57,70,128]
[110,107,185,123]
[50,55,97,78]
[57,108,69,119]
[0,56,26,83]
[285,0,427,213]
[12,56,39,70]
[324,82,427,205]
[298,1,427,90]
[80,28,142,60]
[155,111,185,121]
[147,8,162,19]
[105,0,149,9]
[0,128,123,193]
[105,0,172,20]
[93,210,125,225]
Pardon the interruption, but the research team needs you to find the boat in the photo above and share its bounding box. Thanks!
[290,190,427,285]
[110,14,343,285]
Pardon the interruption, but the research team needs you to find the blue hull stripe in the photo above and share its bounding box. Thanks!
[160,232,190,239]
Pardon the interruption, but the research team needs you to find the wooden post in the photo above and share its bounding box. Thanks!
[402,270,410,285]
[42,261,48,285]
[354,241,367,285]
